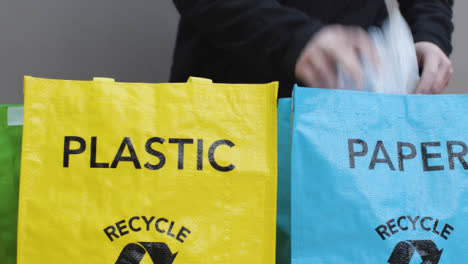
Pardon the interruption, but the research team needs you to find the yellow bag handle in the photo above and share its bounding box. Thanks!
[187,77,213,86]
[93,77,115,82]
[92,77,214,85]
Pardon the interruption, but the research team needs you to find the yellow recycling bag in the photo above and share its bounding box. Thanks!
[18,76,278,264]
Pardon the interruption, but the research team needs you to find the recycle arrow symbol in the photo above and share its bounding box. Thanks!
[115,242,178,264]
[388,240,443,264]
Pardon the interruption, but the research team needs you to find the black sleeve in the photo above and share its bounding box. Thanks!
[173,0,323,82]
[398,0,454,55]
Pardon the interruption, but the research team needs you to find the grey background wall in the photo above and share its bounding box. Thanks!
[0,0,180,103]
[0,0,465,103]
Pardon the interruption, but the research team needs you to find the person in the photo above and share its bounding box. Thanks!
[170,0,454,97]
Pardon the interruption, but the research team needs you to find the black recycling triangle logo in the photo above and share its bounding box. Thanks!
[115,242,177,264]
[388,240,443,264]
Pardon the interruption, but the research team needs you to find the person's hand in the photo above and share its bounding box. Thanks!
[295,25,378,89]
[414,41,453,94]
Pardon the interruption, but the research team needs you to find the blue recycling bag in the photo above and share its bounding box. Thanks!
[291,86,468,263]
[277,98,292,264]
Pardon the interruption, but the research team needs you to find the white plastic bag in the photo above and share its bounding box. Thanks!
[338,10,420,94]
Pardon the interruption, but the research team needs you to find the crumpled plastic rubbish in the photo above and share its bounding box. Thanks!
[338,9,420,94]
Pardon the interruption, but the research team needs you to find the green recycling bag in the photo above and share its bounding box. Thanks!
[0,105,23,264]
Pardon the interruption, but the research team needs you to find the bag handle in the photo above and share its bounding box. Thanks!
[7,106,23,126]
[93,77,115,82]
[187,77,213,86]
